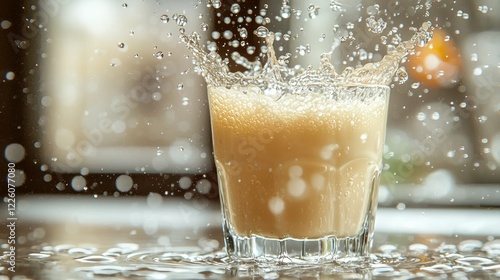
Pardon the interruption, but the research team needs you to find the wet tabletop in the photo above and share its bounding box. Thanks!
[1,196,499,279]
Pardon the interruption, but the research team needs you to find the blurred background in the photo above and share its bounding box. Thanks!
[1,0,499,209]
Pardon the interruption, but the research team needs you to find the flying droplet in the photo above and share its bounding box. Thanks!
[230,3,241,14]
[160,14,169,23]
[396,67,408,84]
[330,0,343,11]
[155,51,164,59]
[238,28,248,39]
[174,14,188,27]
[280,5,291,18]
[255,26,269,38]
[212,0,221,9]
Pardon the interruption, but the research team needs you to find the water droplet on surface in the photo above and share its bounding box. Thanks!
[76,255,117,264]
[458,240,483,252]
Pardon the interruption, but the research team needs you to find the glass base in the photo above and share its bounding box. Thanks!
[222,219,374,264]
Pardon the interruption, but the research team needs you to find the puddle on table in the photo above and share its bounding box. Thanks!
[6,238,500,279]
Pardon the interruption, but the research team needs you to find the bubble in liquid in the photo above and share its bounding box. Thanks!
[115,175,133,192]
[160,14,169,23]
[71,176,86,192]
[122,3,127,8]
[5,71,15,80]
[117,42,125,48]
[4,143,26,162]
[200,23,209,31]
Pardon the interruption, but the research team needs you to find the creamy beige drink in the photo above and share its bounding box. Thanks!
[209,85,389,239]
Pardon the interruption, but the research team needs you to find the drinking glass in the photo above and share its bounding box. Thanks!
[208,84,390,263]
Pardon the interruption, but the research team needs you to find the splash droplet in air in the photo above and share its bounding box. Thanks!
[160,14,170,23]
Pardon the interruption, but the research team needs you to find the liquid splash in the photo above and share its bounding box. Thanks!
[182,22,432,95]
